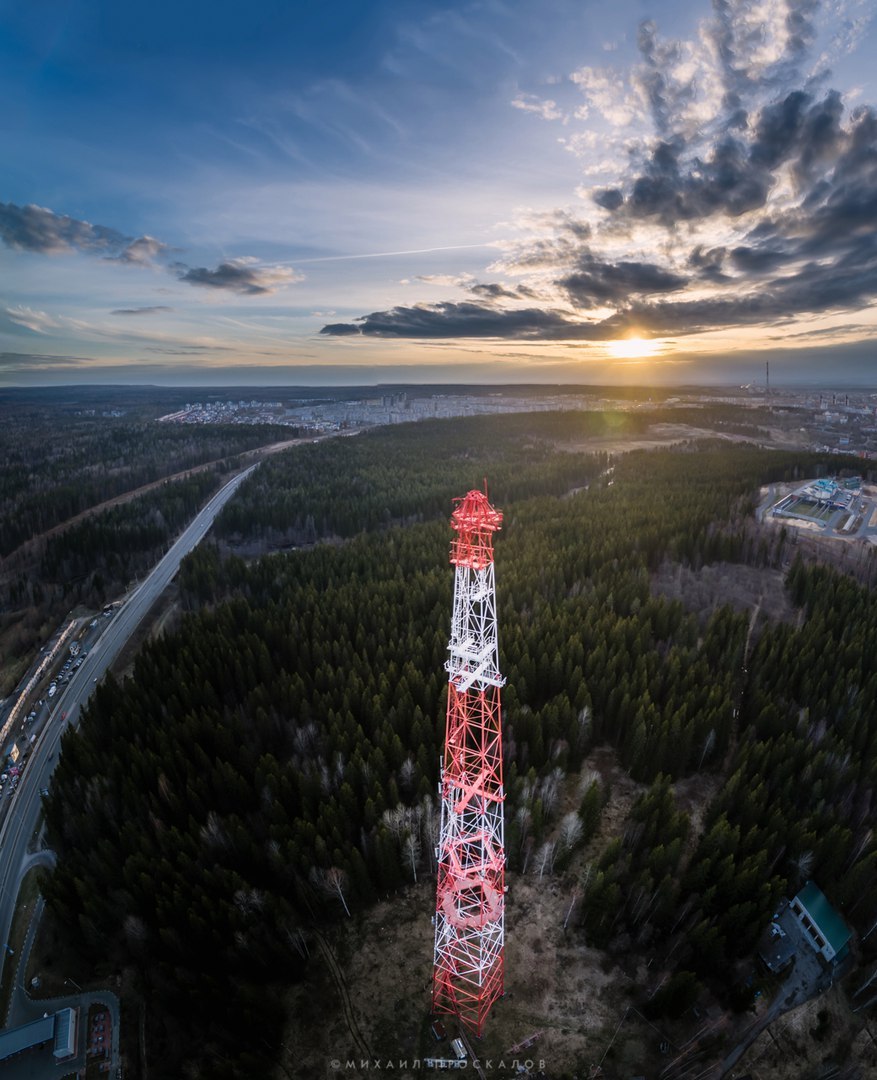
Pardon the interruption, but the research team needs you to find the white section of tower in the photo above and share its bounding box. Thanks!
[446,563,504,693]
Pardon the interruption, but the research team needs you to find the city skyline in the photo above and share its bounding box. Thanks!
[2,0,877,386]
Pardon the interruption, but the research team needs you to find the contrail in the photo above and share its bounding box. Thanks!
[295,243,496,264]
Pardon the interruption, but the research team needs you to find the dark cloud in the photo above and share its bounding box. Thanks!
[560,253,687,306]
[784,0,819,60]
[687,245,731,283]
[321,302,608,341]
[468,282,538,301]
[749,90,812,169]
[322,210,877,343]
[111,236,171,265]
[593,249,877,338]
[320,321,361,336]
[594,84,876,312]
[176,260,298,295]
[635,20,690,136]
[726,245,787,274]
[0,202,126,254]
[0,201,167,263]
[0,203,304,295]
[615,134,774,224]
[593,188,624,211]
[751,89,845,183]
[110,306,174,316]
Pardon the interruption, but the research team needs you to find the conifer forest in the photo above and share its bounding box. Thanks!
[26,403,877,1077]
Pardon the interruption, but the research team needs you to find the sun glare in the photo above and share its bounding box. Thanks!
[607,336,661,360]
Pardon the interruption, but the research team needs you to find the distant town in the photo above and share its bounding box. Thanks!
[156,386,877,458]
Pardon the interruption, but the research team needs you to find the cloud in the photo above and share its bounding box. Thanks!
[488,209,592,273]
[598,87,854,229]
[326,1,877,349]
[468,282,538,301]
[511,93,563,121]
[321,302,608,341]
[416,273,476,287]
[3,305,64,334]
[0,202,126,255]
[708,0,819,98]
[560,253,688,306]
[0,201,167,263]
[0,202,299,306]
[569,66,638,127]
[111,236,171,265]
[110,306,174,316]
[176,259,303,295]
[321,320,362,336]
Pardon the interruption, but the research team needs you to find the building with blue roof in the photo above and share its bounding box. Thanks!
[791,881,852,964]
[0,1007,77,1065]
[0,1014,55,1064]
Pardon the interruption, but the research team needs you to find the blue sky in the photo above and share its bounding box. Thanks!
[2,0,877,385]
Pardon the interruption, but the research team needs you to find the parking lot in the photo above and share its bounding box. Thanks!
[86,1001,113,1071]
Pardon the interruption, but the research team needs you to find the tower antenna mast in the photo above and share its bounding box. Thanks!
[432,489,506,1037]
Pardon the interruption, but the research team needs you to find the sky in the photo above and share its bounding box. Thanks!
[2,0,877,387]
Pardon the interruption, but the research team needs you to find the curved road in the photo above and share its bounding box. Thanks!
[0,462,260,997]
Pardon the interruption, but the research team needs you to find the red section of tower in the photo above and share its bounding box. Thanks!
[449,489,503,570]
[433,489,506,1037]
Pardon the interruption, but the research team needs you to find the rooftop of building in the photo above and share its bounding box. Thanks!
[0,1014,55,1062]
[796,881,852,953]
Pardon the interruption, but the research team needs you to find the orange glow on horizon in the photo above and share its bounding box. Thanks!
[607,336,662,360]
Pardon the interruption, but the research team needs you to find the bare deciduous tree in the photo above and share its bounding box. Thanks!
[698,728,716,770]
[399,755,416,793]
[540,767,564,818]
[311,865,351,917]
[404,831,421,882]
[557,812,583,856]
[535,840,556,880]
[420,794,439,873]
[285,926,310,959]
[578,769,600,796]
[383,803,425,880]
[789,849,814,887]
[515,804,532,851]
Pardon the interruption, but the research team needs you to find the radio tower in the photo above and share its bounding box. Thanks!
[433,489,506,1037]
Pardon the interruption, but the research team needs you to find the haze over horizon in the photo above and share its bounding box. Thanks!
[2,0,877,387]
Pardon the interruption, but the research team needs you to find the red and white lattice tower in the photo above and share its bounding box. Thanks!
[433,489,506,1037]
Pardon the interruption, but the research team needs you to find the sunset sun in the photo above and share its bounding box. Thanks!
[607,336,661,361]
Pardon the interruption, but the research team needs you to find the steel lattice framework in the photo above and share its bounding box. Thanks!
[433,489,506,1037]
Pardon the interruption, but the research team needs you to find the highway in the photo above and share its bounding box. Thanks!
[0,462,260,998]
